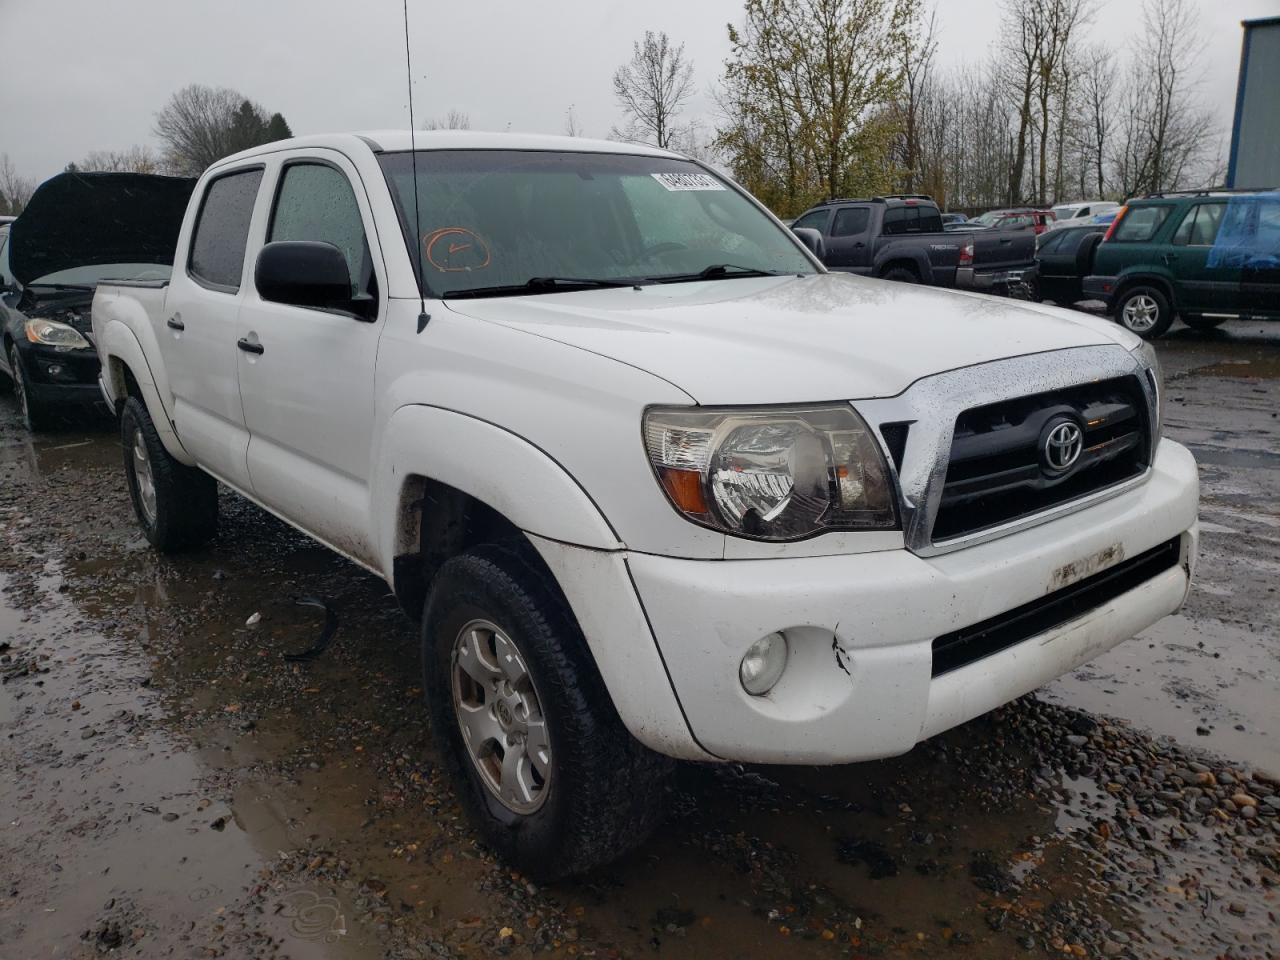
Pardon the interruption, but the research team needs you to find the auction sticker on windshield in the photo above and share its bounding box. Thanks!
[652,172,725,192]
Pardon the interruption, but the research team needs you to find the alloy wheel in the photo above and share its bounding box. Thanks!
[131,428,158,526]
[1121,294,1159,332]
[451,618,552,814]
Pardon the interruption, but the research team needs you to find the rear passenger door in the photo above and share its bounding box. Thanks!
[235,152,386,564]
[824,206,872,273]
[1167,201,1234,313]
[1243,199,1280,317]
[162,166,265,492]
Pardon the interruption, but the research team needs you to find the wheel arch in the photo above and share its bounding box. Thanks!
[376,404,622,614]
[1113,272,1178,311]
[97,317,196,465]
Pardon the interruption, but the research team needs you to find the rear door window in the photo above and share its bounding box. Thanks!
[1172,203,1226,246]
[1112,205,1172,243]
[189,168,264,291]
[831,207,869,237]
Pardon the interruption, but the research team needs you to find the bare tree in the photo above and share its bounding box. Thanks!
[1111,0,1215,195]
[611,31,695,149]
[78,146,163,174]
[154,85,290,175]
[1075,46,1116,198]
[0,154,36,216]
[564,105,583,138]
[893,5,938,194]
[422,109,471,131]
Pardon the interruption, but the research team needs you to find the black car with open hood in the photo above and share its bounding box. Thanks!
[0,171,195,431]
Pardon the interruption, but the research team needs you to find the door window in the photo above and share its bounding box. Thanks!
[791,209,830,234]
[1171,203,1226,246]
[189,168,264,291]
[831,207,869,237]
[1112,205,1171,242]
[269,163,375,301]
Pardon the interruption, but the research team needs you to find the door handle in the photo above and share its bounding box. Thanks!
[1162,253,1179,264]
[167,316,184,331]
[853,241,866,248]
[237,337,264,355]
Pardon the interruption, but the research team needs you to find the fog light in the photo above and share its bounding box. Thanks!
[739,632,788,696]
[45,364,63,377]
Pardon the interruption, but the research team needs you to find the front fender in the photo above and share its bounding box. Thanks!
[97,316,195,465]
[373,404,622,575]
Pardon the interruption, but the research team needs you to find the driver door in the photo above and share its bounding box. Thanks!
[235,151,386,564]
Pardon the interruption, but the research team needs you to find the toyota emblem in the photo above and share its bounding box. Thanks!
[1041,418,1084,474]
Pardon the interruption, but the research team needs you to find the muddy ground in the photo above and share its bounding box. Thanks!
[1,322,1277,960]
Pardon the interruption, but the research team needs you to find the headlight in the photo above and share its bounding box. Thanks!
[1130,341,1164,439]
[25,318,89,351]
[643,404,897,540]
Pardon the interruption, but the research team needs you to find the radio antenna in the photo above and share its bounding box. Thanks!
[403,0,429,332]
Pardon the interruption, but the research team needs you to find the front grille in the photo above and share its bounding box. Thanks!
[931,536,1181,676]
[932,376,1150,541]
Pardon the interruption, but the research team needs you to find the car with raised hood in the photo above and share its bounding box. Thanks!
[91,131,1199,879]
[1,171,194,429]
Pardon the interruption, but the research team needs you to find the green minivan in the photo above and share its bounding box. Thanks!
[1083,190,1280,338]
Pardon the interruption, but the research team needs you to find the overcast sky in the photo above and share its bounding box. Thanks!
[1,0,1274,184]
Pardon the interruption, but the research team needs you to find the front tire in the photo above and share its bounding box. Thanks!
[422,545,671,879]
[8,344,56,432]
[120,396,217,552]
[1115,285,1173,339]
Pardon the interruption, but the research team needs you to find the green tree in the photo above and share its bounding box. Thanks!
[265,113,293,142]
[717,0,919,217]
[154,85,292,175]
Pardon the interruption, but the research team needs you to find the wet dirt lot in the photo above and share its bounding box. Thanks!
[2,322,1277,960]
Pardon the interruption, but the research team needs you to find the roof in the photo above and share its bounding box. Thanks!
[1242,16,1280,29]
[211,130,686,170]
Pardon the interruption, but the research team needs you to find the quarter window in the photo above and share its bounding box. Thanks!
[831,207,869,237]
[1112,205,1171,242]
[269,163,374,301]
[189,168,263,291]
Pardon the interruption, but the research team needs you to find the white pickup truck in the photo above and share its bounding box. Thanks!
[92,131,1199,878]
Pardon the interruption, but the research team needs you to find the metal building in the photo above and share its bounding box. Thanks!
[1227,16,1280,189]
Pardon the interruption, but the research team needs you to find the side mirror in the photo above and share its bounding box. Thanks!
[255,241,359,315]
[791,227,826,262]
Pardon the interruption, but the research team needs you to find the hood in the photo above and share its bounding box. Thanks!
[445,273,1130,404]
[10,171,196,285]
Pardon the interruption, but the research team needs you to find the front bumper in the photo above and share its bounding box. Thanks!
[623,440,1198,764]
[15,342,104,409]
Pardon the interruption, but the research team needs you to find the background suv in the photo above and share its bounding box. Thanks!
[1084,189,1280,338]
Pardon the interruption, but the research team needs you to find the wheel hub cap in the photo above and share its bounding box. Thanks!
[451,619,551,814]
[132,428,157,526]
[1122,295,1158,331]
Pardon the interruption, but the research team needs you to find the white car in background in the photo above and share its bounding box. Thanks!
[1049,200,1120,229]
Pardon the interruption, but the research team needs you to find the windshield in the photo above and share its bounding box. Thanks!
[1051,205,1081,219]
[377,150,814,298]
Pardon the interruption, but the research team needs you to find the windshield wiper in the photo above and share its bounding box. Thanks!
[443,276,640,299]
[652,264,781,284]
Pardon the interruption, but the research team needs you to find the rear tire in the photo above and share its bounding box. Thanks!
[1114,285,1174,339]
[8,344,56,432]
[120,396,218,552]
[1182,314,1226,332]
[881,267,919,284]
[422,544,672,879]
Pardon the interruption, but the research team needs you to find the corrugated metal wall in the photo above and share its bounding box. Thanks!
[1229,20,1280,189]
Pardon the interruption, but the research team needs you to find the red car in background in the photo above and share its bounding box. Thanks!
[970,208,1057,234]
